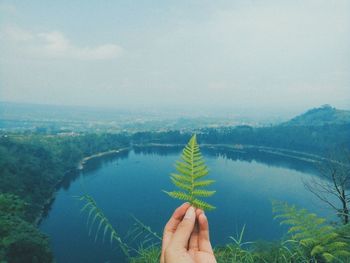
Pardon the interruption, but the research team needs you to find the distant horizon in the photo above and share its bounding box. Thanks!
[1,1,349,114]
[2,99,350,111]
[1,99,349,122]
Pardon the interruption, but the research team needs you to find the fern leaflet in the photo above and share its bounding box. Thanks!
[78,195,130,258]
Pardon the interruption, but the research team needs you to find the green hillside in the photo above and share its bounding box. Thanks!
[282,105,350,126]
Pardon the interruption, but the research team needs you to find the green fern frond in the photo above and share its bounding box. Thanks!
[78,195,130,258]
[194,180,215,187]
[163,191,192,201]
[164,134,216,210]
[170,178,192,191]
[192,199,215,211]
[125,215,162,255]
[192,190,216,197]
[130,215,162,241]
[272,200,350,262]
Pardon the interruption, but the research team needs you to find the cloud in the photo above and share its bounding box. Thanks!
[1,25,33,41]
[0,26,123,60]
[0,3,17,16]
[0,1,348,112]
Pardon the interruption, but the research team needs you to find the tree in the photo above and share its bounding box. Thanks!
[304,149,350,224]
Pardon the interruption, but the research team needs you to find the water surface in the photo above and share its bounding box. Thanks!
[40,146,334,263]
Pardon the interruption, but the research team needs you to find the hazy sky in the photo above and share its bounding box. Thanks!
[0,0,349,115]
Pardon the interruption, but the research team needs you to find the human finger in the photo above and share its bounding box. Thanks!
[188,221,199,251]
[170,206,196,249]
[161,203,190,262]
[198,212,214,253]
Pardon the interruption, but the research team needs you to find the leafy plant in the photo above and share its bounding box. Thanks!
[78,195,130,258]
[229,224,254,249]
[164,134,216,211]
[129,246,161,263]
[79,195,162,261]
[272,200,350,262]
[125,215,162,252]
[217,225,255,263]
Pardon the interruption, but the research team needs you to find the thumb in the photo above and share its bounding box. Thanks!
[170,206,196,249]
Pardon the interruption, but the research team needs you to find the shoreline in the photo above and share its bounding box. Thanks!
[133,143,325,164]
[35,147,130,226]
[77,148,129,170]
[36,143,324,226]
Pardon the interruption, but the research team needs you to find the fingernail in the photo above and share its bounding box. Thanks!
[184,206,195,219]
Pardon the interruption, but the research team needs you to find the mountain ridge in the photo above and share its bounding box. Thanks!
[281,105,350,126]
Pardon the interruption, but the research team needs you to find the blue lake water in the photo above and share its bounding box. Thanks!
[39,146,335,263]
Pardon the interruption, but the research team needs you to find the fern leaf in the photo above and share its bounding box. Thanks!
[193,168,209,179]
[171,173,192,183]
[194,180,215,187]
[78,195,130,258]
[164,134,216,210]
[192,190,216,197]
[163,191,192,201]
[192,199,216,211]
[322,252,335,262]
[273,200,350,262]
[311,245,324,256]
[175,165,192,177]
[170,178,192,192]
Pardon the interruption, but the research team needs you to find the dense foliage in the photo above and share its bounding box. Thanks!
[273,201,350,261]
[0,133,129,221]
[130,124,350,156]
[0,133,129,262]
[0,194,53,263]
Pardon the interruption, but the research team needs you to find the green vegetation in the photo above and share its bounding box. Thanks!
[0,133,129,221]
[79,196,350,263]
[79,195,130,258]
[131,125,350,157]
[0,133,129,262]
[283,105,350,126]
[273,200,350,262]
[79,195,162,262]
[164,134,216,211]
[0,194,53,263]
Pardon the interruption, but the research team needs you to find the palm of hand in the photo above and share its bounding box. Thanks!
[189,250,217,263]
[166,249,216,263]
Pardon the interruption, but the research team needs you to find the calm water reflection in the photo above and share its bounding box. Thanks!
[39,146,334,263]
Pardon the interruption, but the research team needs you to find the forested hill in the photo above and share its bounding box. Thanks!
[190,105,350,155]
[281,105,350,126]
[0,134,129,262]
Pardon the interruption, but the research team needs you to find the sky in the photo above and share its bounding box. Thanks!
[0,0,349,116]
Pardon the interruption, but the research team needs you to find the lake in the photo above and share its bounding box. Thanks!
[39,145,335,263]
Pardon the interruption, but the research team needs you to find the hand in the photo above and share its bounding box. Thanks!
[161,203,217,263]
